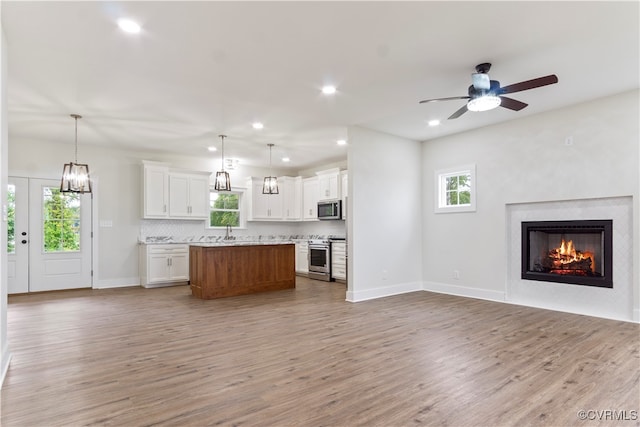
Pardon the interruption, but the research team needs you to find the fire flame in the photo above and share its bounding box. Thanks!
[553,238,595,272]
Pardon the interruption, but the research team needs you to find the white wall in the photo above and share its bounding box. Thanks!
[347,126,423,301]
[421,90,639,318]
[0,12,11,388]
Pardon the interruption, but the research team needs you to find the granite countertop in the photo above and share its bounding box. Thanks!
[189,241,295,247]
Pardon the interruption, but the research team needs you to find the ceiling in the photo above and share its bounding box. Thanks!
[3,1,639,170]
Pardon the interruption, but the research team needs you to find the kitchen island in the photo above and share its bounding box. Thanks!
[189,242,295,299]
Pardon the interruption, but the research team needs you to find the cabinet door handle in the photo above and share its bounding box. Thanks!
[163,204,167,213]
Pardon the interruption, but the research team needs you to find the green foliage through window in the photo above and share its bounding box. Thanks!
[7,184,15,254]
[445,174,471,206]
[210,192,240,227]
[43,187,81,252]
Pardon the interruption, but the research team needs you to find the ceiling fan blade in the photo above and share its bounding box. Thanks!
[419,96,470,104]
[448,104,468,120]
[500,74,558,94]
[499,96,528,111]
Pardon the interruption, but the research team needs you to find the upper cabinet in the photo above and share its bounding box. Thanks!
[281,176,302,221]
[142,161,211,220]
[168,172,210,219]
[302,177,319,220]
[246,177,283,220]
[316,168,341,201]
[143,162,169,218]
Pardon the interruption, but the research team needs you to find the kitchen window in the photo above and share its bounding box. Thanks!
[209,190,242,228]
[435,165,476,213]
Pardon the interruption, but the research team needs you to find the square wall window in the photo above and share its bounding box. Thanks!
[435,165,476,213]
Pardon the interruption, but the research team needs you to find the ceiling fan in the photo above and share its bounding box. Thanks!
[419,63,558,120]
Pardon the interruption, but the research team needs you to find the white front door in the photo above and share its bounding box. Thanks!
[28,179,92,292]
[7,177,29,294]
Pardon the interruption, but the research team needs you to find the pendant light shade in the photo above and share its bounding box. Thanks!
[61,114,92,193]
[262,143,279,195]
[214,134,231,191]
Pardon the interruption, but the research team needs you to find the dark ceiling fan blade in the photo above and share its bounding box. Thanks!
[448,104,468,120]
[419,96,470,104]
[500,74,558,94]
[499,96,528,111]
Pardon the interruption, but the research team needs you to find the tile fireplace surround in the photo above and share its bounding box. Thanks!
[506,196,635,322]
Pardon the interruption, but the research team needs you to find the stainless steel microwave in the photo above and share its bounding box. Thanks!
[317,200,342,220]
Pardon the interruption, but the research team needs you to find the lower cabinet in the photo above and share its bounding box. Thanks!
[140,244,189,287]
[295,242,309,275]
[331,242,346,281]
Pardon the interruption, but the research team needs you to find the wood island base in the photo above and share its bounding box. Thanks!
[189,243,296,299]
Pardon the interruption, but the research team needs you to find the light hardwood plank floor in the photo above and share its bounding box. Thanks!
[2,277,639,426]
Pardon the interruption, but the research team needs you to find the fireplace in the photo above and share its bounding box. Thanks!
[521,220,612,288]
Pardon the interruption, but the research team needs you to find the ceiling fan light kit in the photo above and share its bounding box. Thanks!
[467,95,501,112]
[419,63,558,120]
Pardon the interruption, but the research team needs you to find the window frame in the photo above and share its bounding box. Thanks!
[434,164,476,213]
[208,188,246,229]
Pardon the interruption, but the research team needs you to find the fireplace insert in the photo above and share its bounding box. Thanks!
[521,220,612,288]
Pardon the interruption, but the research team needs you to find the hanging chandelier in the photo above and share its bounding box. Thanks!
[262,143,279,194]
[214,134,231,191]
[60,114,92,193]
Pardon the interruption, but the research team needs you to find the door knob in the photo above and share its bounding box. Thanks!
[21,240,27,244]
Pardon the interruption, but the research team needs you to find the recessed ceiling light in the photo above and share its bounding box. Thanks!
[117,19,141,34]
[428,120,440,127]
[322,85,337,95]
[336,139,347,146]
[282,157,290,163]
[207,146,217,152]
[252,122,264,130]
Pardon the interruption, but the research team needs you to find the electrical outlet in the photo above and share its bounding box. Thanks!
[453,270,460,280]
[565,136,574,146]
[382,270,388,281]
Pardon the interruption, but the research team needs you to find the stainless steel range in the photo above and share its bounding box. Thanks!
[308,239,331,281]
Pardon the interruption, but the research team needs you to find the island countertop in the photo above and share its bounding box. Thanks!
[189,243,295,299]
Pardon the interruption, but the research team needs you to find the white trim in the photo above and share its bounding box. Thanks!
[422,280,505,302]
[0,345,11,389]
[434,164,476,213]
[93,277,141,289]
[346,281,422,302]
[634,308,640,323]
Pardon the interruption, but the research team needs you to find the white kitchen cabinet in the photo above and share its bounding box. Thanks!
[331,242,346,281]
[340,170,348,220]
[302,177,319,220]
[281,176,302,220]
[143,162,169,218]
[168,172,210,219]
[295,241,309,274]
[316,168,340,201]
[246,177,283,220]
[140,244,189,287]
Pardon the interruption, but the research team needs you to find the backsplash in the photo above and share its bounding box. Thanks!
[139,219,346,243]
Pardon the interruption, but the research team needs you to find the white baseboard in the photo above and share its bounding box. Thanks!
[93,277,140,289]
[346,281,422,302]
[422,281,506,302]
[633,308,640,323]
[1,344,12,389]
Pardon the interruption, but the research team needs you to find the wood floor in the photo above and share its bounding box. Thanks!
[2,277,639,427]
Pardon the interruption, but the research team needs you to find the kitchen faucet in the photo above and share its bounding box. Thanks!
[224,225,235,240]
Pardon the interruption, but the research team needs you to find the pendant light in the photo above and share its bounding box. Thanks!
[60,114,92,193]
[214,134,231,191]
[262,143,279,194]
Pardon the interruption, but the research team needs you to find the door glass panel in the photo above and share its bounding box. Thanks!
[7,184,15,254]
[42,186,81,252]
